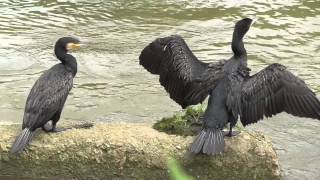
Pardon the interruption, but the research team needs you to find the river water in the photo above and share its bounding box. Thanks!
[0,0,319,179]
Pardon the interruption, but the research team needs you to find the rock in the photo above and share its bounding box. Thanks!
[0,123,281,180]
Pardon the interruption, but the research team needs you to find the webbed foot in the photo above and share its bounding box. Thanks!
[42,122,94,133]
[51,127,70,132]
[42,121,70,133]
[71,122,94,129]
[223,130,240,137]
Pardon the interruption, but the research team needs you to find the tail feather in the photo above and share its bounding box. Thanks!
[190,128,225,155]
[189,130,207,154]
[10,128,34,154]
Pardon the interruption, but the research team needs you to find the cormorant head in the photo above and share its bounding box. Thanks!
[234,18,255,40]
[231,18,256,57]
[55,36,81,54]
[54,36,82,62]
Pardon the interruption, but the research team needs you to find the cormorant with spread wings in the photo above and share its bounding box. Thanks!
[139,18,320,155]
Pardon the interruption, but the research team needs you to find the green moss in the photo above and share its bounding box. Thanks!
[153,105,245,136]
[153,105,204,136]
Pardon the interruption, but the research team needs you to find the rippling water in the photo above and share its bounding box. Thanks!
[0,0,319,179]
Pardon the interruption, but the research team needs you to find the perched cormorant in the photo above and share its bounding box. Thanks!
[139,18,320,155]
[11,37,82,154]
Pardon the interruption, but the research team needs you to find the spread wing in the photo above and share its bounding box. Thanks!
[239,63,320,126]
[139,35,225,108]
[23,65,73,128]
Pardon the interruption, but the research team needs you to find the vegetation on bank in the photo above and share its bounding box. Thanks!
[153,105,243,136]
[153,105,204,136]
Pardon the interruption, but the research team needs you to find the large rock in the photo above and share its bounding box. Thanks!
[0,123,281,180]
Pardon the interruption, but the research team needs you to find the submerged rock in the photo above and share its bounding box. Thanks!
[0,123,281,180]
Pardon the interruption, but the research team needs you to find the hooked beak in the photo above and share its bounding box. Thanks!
[250,17,258,27]
[66,42,83,51]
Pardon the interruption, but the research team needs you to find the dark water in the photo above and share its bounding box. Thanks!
[0,0,319,179]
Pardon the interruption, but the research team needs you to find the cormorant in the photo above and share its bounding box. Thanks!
[11,37,82,154]
[139,18,320,155]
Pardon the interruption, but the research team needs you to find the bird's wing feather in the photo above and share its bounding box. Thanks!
[139,35,225,108]
[23,65,73,128]
[239,63,320,126]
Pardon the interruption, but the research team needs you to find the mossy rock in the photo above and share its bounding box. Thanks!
[153,105,243,136]
[0,123,281,180]
[153,106,205,136]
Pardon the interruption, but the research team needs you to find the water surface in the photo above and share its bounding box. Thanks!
[0,0,319,179]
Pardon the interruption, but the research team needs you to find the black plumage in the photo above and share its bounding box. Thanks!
[139,18,320,155]
[11,37,81,154]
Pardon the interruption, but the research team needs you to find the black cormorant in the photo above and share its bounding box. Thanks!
[139,18,320,155]
[11,37,82,154]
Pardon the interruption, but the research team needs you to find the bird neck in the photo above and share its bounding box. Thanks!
[54,47,77,76]
[231,31,247,59]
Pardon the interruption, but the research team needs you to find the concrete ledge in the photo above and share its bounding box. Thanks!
[0,123,281,179]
